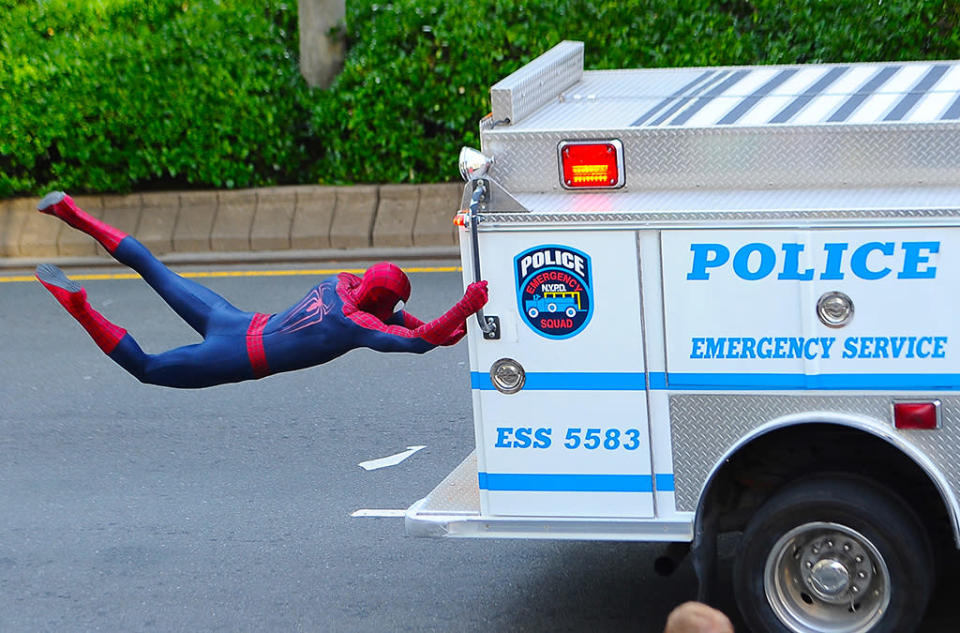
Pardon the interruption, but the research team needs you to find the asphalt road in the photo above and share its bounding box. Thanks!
[1,264,958,632]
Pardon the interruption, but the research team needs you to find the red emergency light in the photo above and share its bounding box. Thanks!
[893,401,940,430]
[559,140,624,189]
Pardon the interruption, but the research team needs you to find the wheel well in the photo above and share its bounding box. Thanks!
[701,423,954,553]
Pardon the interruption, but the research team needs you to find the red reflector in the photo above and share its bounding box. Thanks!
[560,140,623,189]
[453,213,466,227]
[893,401,940,430]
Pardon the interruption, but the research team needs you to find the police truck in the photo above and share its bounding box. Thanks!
[405,41,960,633]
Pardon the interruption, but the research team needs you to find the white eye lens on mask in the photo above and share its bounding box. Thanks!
[393,300,405,313]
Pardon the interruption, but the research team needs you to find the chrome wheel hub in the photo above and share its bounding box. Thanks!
[807,559,850,599]
[797,534,874,606]
[764,522,889,633]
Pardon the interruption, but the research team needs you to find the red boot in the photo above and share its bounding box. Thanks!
[36,264,127,354]
[37,191,127,254]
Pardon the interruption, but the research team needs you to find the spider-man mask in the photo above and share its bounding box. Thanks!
[356,262,412,321]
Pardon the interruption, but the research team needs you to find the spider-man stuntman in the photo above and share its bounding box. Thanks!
[34,192,488,389]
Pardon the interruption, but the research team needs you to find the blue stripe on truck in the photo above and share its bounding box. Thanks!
[479,472,654,492]
[472,371,960,391]
[477,473,676,492]
[660,372,960,390]
[471,371,646,390]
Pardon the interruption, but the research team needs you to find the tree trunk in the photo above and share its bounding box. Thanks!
[297,0,346,89]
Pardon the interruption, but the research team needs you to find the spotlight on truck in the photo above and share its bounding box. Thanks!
[459,147,494,182]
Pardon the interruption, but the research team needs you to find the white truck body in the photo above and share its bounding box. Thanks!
[405,41,960,631]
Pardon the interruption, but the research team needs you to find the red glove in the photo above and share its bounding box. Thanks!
[411,281,489,346]
[454,281,489,317]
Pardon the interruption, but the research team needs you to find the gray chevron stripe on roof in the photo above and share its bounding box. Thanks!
[630,70,717,127]
[669,69,752,126]
[716,68,798,125]
[827,66,901,123]
[884,64,951,121]
[648,71,733,126]
[770,66,848,124]
[943,91,960,120]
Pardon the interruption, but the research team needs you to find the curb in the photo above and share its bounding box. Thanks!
[0,247,461,271]
[1,183,465,264]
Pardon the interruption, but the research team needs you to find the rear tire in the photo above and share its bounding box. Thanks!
[733,475,934,633]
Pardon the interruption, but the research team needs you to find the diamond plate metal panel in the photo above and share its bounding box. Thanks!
[669,395,960,513]
[480,207,960,227]
[490,41,583,125]
[509,185,960,214]
[481,123,960,194]
[417,451,481,515]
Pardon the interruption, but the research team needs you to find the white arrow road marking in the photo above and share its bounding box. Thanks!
[358,445,426,471]
[350,509,406,518]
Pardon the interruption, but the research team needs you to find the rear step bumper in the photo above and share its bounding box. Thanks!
[404,451,694,542]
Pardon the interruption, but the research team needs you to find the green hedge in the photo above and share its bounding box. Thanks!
[0,0,310,197]
[2,0,960,197]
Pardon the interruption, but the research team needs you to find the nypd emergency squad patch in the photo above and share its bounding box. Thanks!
[515,245,593,339]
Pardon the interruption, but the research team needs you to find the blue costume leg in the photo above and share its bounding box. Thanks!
[38,196,258,388]
[104,237,255,387]
[112,236,241,336]
[109,333,254,389]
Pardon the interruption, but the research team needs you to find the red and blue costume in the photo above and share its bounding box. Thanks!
[35,192,487,389]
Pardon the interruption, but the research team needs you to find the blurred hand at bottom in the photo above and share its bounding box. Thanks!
[664,602,734,633]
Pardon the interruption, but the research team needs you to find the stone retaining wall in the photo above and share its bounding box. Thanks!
[0,183,464,259]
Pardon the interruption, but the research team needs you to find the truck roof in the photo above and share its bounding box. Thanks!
[481,42,960,199]
[495,43,960,132]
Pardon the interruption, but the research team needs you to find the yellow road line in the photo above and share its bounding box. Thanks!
[0,266,462,283]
